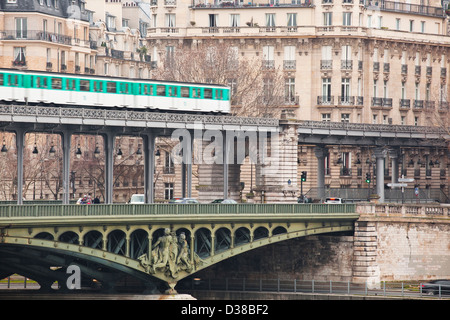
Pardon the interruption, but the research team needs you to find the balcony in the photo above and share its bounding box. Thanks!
[317,96,334,105]
[399,99,410,109]
[383,63,390,73]
[426,66,432,76]
[382,98,393,108]
[12,60,26,68]
[373,62,380,72]
[425,101,435,109]
[338,96,355,105]
[0,30,74,46]
[46,62,52,70]
[401,64,408,74]
[415,66,421,76]
[441,67,447,77]
[340,167,352,176]
[372,97,382,107]
[368,0,445,18]
[61,64,67,72]
[356,96,364,106]
[413,100,424,109]
[341,60,353,70]
[320,60,332,70]
[439,101,449,111]
[262,60,275,70]
[283,60,296,70]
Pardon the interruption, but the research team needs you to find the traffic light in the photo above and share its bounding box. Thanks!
[365,173,371,183]
[301,171,307,182]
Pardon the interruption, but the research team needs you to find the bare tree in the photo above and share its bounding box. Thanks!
[152,40,286,118]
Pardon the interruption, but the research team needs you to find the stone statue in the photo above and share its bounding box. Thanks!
[138,229,198,279]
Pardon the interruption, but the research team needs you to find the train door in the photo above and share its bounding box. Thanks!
[65,78,77,104]
[8,73,21,101]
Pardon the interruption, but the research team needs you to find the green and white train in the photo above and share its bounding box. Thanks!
[0,68,231,113]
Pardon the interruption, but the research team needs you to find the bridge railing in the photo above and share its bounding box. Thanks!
[0,203,357,218]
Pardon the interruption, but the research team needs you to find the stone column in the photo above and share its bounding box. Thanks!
[143,132,155,203]
[374,147,387,203]
[389,148,399,186]
[61,129,72,205]
[314,146,328,202]
[14,128,26,205]
[103,132,116,204]
[254,124,298,203]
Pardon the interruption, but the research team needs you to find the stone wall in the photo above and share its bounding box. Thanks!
[193,234,355,282]
[191,212,450,286]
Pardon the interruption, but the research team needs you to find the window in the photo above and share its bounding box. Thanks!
[341,78,350,102]
[287,13,297,29]
[37,77,48,88]
[204,88,212,99]
[341,113,350,122]
[165,46,174,67]
[401,116,406,125]
[165,14,176,28]
[192,88,201,98]
[409,20,414,32]
[401,82,406,99]
[164,183,174,200]
[396,18,400,30]
[383,80,388,99]
[209,14,218,27]
[285,78,295,102]
[343,12,352,26]
[322,113,331,122]
[373,79,378,98]
[181,86,190,97]
[323,12,332,26]
[66,79,76,90]
[93,81,103,92]
[15,18,27,39]
[266,13,276,27]
[13,47,26,66]
[322,78,331,102]
[51,78,62,89]
[414,116,419,126]
[263,46,275,69]
[79,80,90,91]
[107,82,117,93]
[372,114,378,124]
[230,14,240,27]
[165,151,174,174]
[157,85,166,96]
[421,21,425,33]
[169,86,178,97]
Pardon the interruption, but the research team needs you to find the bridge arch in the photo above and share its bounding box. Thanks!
[58,231,80,245]
[215,227,231,253]
[235,227,251,246]
[129,229,149,260]
[34,232,54,241]
[195,227,211,258]
[83,230,103,249]
[107,230,127,256]
[253,226,269,240]
[272,226,287,236]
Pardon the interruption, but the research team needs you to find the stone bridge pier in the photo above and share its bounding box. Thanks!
[195,121,299,203]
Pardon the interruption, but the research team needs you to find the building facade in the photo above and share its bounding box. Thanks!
[0,0,448,202]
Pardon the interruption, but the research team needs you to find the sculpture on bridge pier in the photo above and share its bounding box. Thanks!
[138,229,197,279]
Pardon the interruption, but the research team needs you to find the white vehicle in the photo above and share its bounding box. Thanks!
[324,197,343,204]
[129,194,145,204]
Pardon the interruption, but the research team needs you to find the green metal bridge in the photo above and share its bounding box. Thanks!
[0,203,359,293]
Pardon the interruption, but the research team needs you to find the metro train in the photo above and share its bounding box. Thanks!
[0,68,231,113]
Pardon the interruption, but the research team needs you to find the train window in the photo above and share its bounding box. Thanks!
[143,84,153,95]
[192,88,201,98]
[120,83,129,94]
[66,79,76,90]
[156,85,166,96]
[215,89,222,100]
[36,77,48,88]
[168,86,177,97]
[51,78,62,89]
[80,80,90,91]
[107,82,116,93]
[93,81,103,92]
[0,73,4,86]
[204,88,212,99]
[180,87,189,97]
[8,74,19,87]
